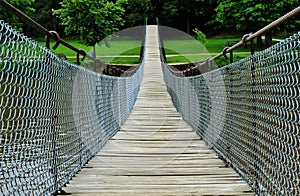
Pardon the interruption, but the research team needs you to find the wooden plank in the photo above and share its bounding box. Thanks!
[61,25,253,195]
[67,175,247,183]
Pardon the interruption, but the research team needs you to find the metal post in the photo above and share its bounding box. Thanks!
[250,56,258,194]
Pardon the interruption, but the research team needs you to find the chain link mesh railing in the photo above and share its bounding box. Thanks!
[0,20,144,195]
[162,31,300,195]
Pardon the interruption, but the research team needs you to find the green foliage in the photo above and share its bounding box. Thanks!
[159,1,178,25]
[0,0,35,32]
[151,0,218,33]
[214,0,300,33]
[119,0,153,27]
[31,0,62,35]
[53,0,125,46]
[193,28,207,44]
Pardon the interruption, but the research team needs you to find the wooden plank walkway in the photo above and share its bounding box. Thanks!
[62,25,253,195]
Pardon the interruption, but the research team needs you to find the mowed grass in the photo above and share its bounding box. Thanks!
[95,40,142,64]
[95,40,142,56]
[37,37,254,66]
[38,39,142,64]
[37,38,91,57]
[163,39,252,66]
[101,57,140,64]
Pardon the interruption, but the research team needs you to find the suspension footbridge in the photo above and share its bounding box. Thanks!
[1,6,300,196]
[60,25,252,195]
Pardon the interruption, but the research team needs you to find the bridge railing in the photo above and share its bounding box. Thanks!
[0,0,94,65]
[0,20,144,195]
[162,25,300,195]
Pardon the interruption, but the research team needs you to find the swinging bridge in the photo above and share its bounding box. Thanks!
[0,2,300,195]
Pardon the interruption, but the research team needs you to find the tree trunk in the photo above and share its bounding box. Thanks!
[150,0,161,16]
[186,17,190,34]
[93,46,97,72]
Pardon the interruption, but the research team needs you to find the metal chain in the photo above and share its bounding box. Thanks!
[162,31,300,195]
[0,20,144,195]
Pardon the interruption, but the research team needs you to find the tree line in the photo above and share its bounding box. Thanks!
[1,0,299,47]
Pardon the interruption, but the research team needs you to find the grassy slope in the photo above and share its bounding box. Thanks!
[94,40,141,64]
[163,39,253,66]
[37,37,259,66]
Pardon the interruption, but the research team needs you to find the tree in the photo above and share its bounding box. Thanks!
[0,0,35,32]
[158,0,178,27]
[53,0,125,47]
[32,0,62,35]
[168,0,208,34]
[149,0,218,34]
[214,0,300,47]
[120,0,154,27]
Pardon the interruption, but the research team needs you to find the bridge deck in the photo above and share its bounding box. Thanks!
[62,25,253,195]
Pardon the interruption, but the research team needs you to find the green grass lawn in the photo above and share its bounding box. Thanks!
[101,57,140,64]
[163,39,254,66]
[95,40,142,56]
[37,38,142,64]
[94,40,141,64]
[37,37,258,67]
[38,38,91,57]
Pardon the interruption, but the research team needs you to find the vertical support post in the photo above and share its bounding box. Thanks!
[227,67,233,164]
[139,22,146,64]
[160,39,167,63]
[52,116,58,193]
[243,34,255,55]
[156,19,167,63]
[223,47,231,63]
[76,53,80,65]
[250,40,255,55]
[250,56,258,194]
[229,51,233,63]
[50,73,58,193]
[45,35,50,49]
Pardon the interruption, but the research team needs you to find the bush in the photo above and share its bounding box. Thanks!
[193,28,207,44]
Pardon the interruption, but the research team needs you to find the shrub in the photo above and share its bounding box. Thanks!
[193,28,207,44]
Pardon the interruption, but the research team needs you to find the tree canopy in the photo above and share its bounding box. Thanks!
[120,0,153,27]
[214,0,300,33]
[1,0,299,44]
[151,0,217,33]
[0,0,35,32]
[32,0,61,33]
[53,0,125,46]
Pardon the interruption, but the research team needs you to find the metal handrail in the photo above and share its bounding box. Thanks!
[205,6,300,63]
[159,6,300,76]
[0,0,95,64]
[0,0,146,76]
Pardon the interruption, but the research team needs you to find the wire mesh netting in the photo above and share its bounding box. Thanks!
[0,20,144,195]
[162,32,300,195]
